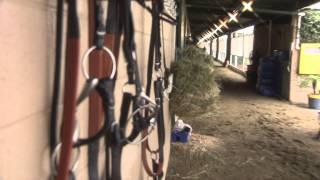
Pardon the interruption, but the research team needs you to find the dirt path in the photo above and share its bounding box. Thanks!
[168,67,320,180]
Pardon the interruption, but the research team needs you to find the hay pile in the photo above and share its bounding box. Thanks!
[170,46,220,117]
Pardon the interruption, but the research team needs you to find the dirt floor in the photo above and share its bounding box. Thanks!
[167,66,320,180]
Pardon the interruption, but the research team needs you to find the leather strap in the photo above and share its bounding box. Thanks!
[56,0,80,179]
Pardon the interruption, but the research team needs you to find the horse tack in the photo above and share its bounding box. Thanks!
[51,0,172,179]
[54,0,81,179]
[141,0,167,179]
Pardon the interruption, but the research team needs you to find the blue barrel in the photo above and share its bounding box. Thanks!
[258,85,276,97]
[256,56,281,97]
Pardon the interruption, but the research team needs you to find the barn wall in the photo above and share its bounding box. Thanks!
[253,21,293,100]
[253,22,292,58]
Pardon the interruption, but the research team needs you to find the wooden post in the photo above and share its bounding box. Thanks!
[224,33,231,67]
[209,39,213,56]
[289,15,300,103]
[268,20,273,56]
[216,37,219,60]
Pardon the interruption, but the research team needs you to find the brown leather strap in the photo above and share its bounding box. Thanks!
[141,129,164,177]
[88,0,121,139]
[146,137,160,154]
[87,1,121,179]
[56,0,81,179]
[56,39,80,180]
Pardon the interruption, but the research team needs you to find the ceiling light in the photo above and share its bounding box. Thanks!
[214,24,223,33]
[242,1,254,12]
[228,12,239,23]
[219,19,229,29]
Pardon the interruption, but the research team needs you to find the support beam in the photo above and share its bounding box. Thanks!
[267,20,272,56]
[187,4,298,15]
[210,39,213,56]
[216,37,219,60]
[224,33,231,67]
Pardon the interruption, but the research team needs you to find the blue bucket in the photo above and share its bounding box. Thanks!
[171,130,190,143]
[308,96,320,110]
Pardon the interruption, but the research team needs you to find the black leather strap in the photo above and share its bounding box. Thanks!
[50,0,64,156]
[142,0,166,178]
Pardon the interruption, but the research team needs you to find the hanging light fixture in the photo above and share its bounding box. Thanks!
[199,0,254,44]
[213,29,219,36]
[228,11,239,23]
[241,0,254,12]
[214,24,223,33]
[219,19,229,29]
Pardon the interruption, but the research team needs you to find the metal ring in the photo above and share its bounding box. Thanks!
[155,69,163,78]
[124,107,157,146]
[126,105,156,121]
[126,118,157,145]
[126,125,155,145]
[51,143,81,176]
[139,92,157,107]
[51,122,81,176]
[81,46,117,80]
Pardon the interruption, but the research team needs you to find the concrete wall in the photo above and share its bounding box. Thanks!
[288,16,312,104]
[0,0,176,179]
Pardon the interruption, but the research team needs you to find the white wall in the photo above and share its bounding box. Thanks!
[218,35,228,61]
[230,26,254,70]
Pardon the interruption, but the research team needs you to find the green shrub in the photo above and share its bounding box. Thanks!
[301,10,320,43]
[170,46,220,117]
[300,75,320,94]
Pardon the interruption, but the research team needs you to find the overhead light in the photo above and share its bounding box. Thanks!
[209,30,215,36]
[219,19,229,29]
[241,1,254,12]
[228,12,239,23]
[213,30,219,36]
[214,24,223,33]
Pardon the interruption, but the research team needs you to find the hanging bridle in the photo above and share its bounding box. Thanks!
[51,0,174,179]
[142,0,166,179]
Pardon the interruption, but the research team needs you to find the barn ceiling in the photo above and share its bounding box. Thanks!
[186,0,319,41]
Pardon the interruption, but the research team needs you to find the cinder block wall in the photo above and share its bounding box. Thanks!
[0,0,176,179]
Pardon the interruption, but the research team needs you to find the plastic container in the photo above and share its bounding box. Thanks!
[171,130,190,143]
[308,95,320,110]
[258,85,276,97]
[256,55,283,97]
